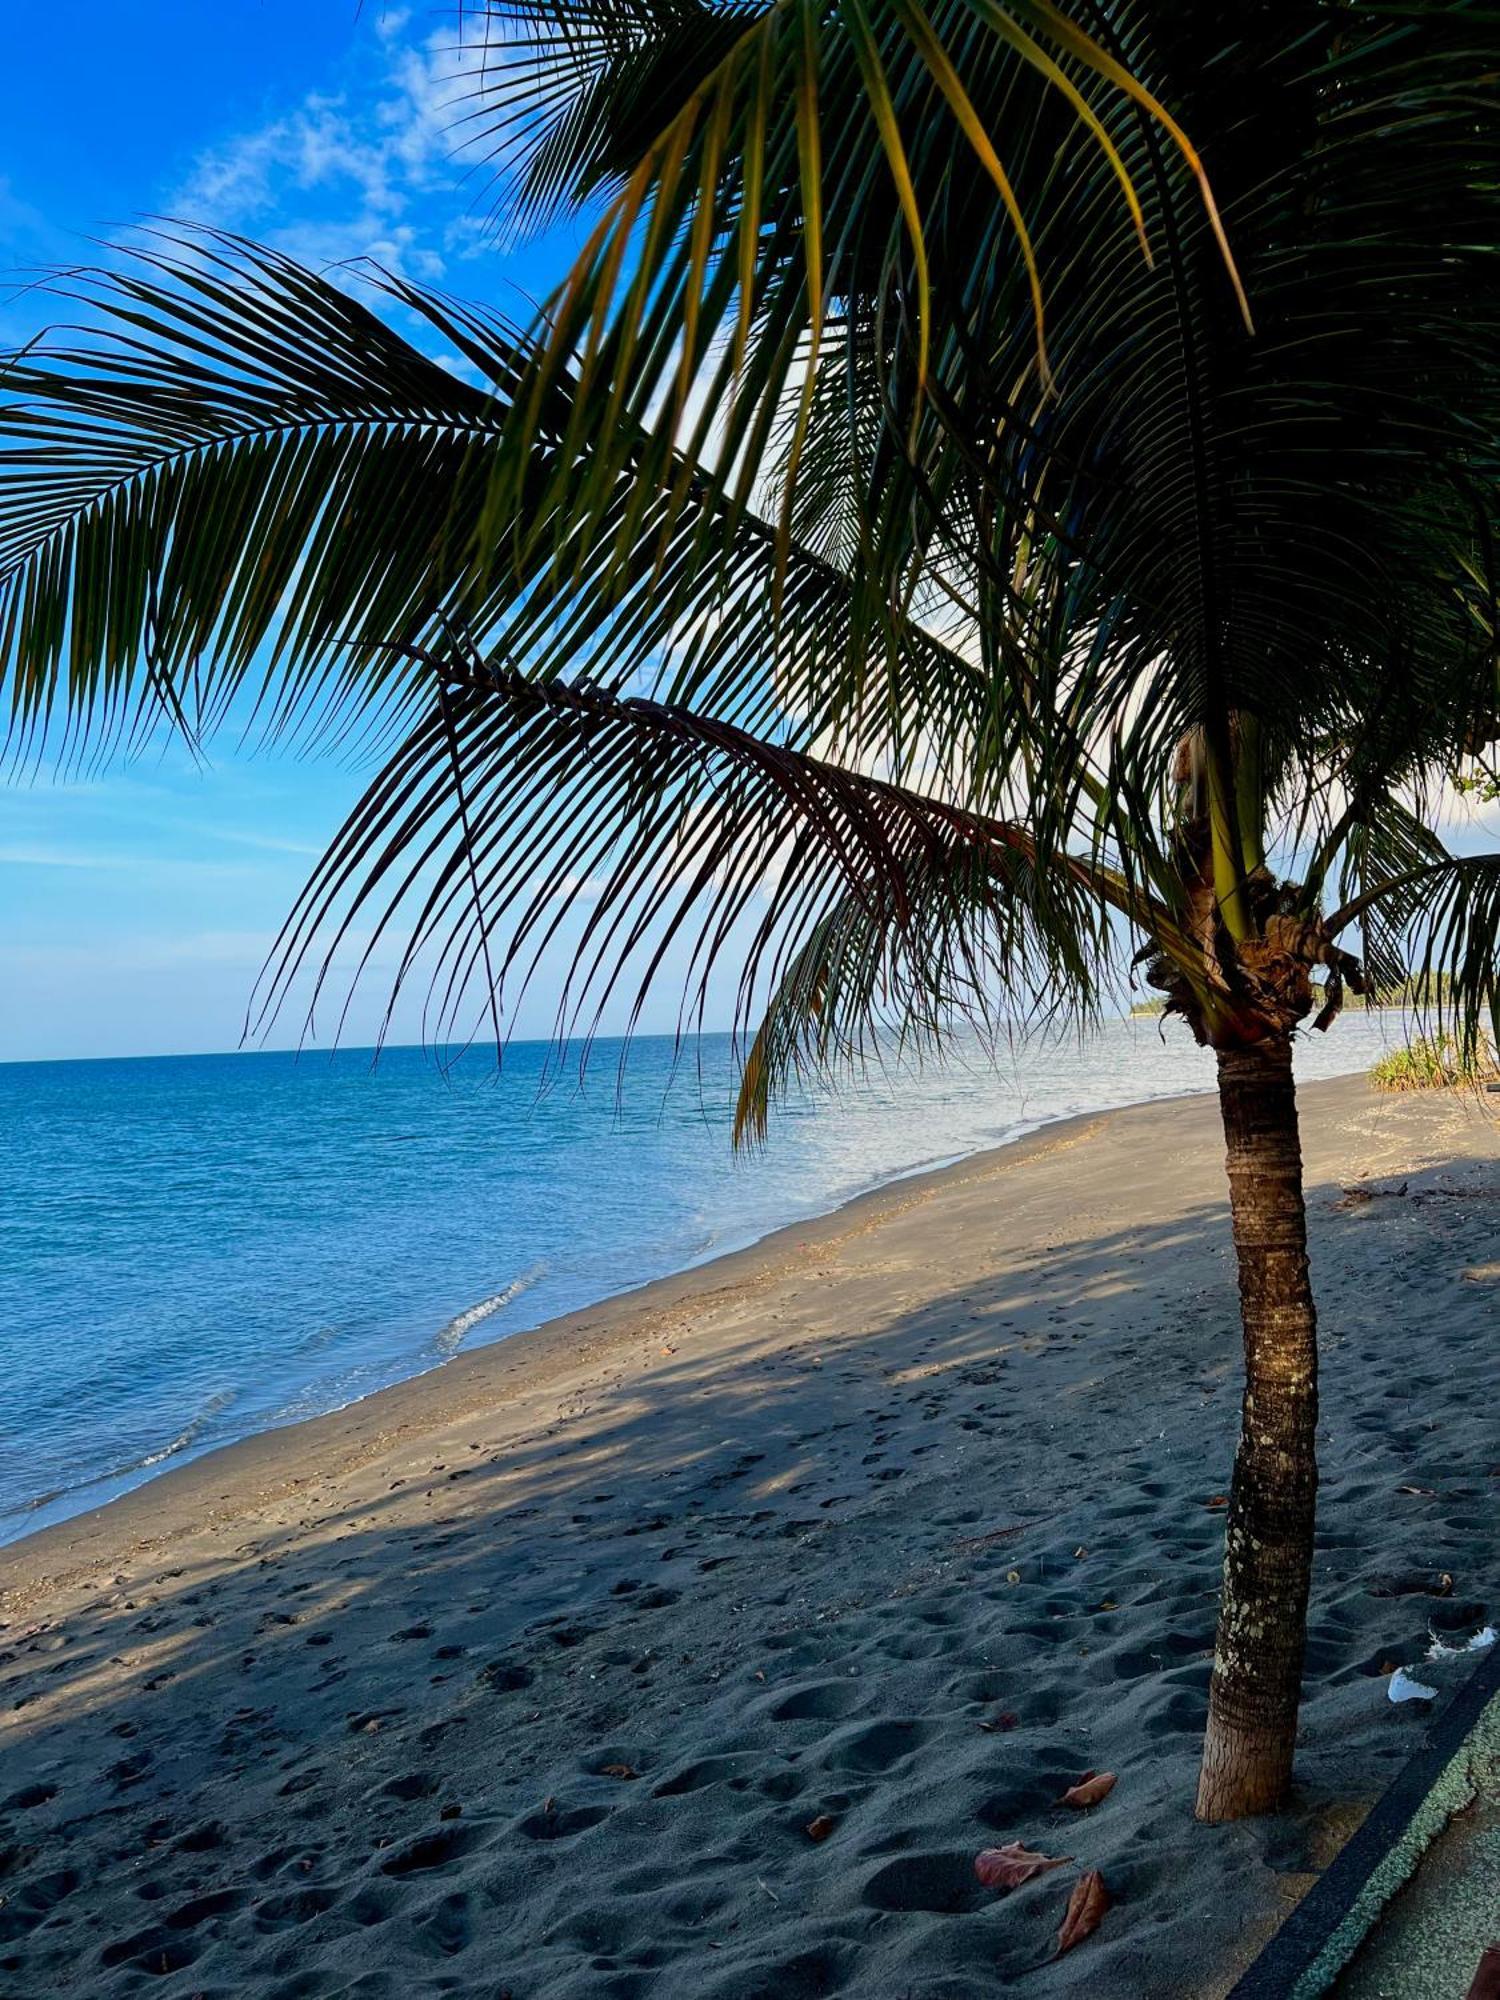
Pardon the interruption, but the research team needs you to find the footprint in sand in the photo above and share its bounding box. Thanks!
[769,1680,863,1722]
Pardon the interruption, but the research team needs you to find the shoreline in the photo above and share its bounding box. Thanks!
[2,1086,1137,1599]
[6,1019,1406,1556]
[1,1051,1350,1566]
[4,1070,1495,1999]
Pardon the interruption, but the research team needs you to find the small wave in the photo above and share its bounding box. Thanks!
[132,1388,239,1470]
[4,1388,239,1523]
[432,1264,548,1359]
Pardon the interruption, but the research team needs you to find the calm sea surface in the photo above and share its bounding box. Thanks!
[0,1015,1400,1542]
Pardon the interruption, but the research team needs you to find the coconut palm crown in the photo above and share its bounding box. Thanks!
[3,0,1500,1820]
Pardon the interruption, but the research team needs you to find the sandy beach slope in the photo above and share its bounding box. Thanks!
[1,1074,1496,1998]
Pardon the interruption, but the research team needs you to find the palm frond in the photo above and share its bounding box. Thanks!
[0,232,509,764]
[0,230,1002,793]
[1327,797,1452,996]
[251,650,1130,1080]
[460,0,1236,602]
[731,834,1110,1142]
[5,7,1500,1134]
[1327,852,1500,1057]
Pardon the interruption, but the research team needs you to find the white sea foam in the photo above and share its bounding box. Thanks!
[432,1264,548,1359]
[134,1388,239,1469]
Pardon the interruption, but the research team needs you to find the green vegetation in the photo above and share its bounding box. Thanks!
[4,1,1500,1825]
[1370,1037,1500,1092]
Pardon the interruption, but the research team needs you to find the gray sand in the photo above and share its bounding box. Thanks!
[1,1074,1495,1998]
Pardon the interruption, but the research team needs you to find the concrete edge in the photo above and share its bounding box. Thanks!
[1228,1642,1500,1998]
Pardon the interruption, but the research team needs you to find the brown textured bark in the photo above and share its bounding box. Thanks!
[1195,1035,1319,1821]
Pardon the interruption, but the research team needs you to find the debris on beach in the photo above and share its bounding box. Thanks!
[974,1842,1072,1890]
[1387,1667,1439,1703]
[1385,1619,1494,1701]
[977,1709,1019,1734]
[1426,1625,1497,1662]
[1335,1179,1408,1209]
[1055,1871,1111,1956]
[1368,1570,1455,1599]
[1059,1770,1117,1808]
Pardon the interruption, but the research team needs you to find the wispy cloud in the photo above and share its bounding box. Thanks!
[0,843,132,871]
[0,928,279,970]
[195,824,324,859]
[167,13,492,281]
[0,175,55,254]
[0,841,273,879]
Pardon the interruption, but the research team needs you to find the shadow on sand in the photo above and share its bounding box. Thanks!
[2,1142,1496,1998]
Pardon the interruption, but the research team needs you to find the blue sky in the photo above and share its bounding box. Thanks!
[0,4,605,1062]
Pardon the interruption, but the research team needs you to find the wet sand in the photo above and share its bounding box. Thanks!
[2,1073,1496,1998]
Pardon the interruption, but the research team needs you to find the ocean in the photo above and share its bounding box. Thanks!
[0,1013,1400,1543]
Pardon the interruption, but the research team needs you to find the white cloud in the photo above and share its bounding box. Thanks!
[168,17,492,281]
[0,843,133,870]
[196,824,324,859]
[0,175,54,251]
[0,841,276,879]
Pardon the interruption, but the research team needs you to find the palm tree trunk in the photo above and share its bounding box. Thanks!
[1195,1034,1318,1821]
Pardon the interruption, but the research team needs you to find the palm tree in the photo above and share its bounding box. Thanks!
[4,1,1499,1822]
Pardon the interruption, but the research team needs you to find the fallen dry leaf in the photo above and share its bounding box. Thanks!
[1463,1941,1500,2000]
[974,1841,1072,1891]
[978,1710,1020,1735]
[1056,1870,1111,1955]
[1396,1484,1437,1498]
[1059,1770,1117,1809]
[600,1763,639,1781]
[805,1815,837,1843]
[1368,1570,1453,1599]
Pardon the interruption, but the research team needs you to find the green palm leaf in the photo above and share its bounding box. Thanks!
[1328,851,1500,1053]
[250,647,1135,1074]
[459,0,1240,602]
[0,231,1005,796]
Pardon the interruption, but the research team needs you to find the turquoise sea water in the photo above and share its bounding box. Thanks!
[0,1015,1400,1542]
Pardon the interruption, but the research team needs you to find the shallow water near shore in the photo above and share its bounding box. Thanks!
[0,1013,1399,1541]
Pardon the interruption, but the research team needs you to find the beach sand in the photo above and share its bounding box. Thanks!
[1,1074,1496,1999]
